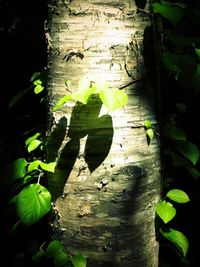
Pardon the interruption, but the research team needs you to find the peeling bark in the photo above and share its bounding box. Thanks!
[46,0,161,266]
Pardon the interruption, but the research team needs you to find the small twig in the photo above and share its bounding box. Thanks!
[119,78,143,90]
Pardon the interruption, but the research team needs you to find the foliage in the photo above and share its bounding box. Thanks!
[152,0,200,265]
[32,240,87,267]
[156,189,190,256]
[8,72,45,110]
[144,119,155,145]
[53,78,128,112]
[0,121,55,227]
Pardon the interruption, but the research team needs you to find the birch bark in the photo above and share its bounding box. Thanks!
[46,1,161,266]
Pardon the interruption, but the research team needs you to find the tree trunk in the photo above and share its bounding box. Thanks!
[46,0,161,266]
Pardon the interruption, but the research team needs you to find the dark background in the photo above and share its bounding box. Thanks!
[0,0,47,166]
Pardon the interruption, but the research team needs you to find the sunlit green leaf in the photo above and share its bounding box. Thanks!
[46,240,62,259]
[175,140,199,165]
[22,175,33,185]
[33,79,42,86]
[73,84,96,105]
[0,158,27,184]
[25,133,41,146]
[144,120,152,128]
[27,140,42,153]
[65,79,72,88]
[153,1,185,25]
[156,200,176,223]
[53,94,72,111]
[40,162,56,173]
[70,254,87,267]
[146,128,154,140]
[160,228,189,257]
[28,160,41,172]
[167,189,190,203]
[99,89,128,112]
[34,84,44,94]
[16,183,51,225]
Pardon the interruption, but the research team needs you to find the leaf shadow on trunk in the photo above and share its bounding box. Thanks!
[84,114,113,173]
[48,95,114,201]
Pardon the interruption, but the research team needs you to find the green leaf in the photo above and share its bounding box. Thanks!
[164,124,186,141]
[65,79,72,89]
[167,189,190,203]
[146,128,154,140]
[46,240,62,259]
[70,254,87,267]
[30,72,42,82]
[195,48,200,61]
[156,200,176,224]
[169,150,200,179]
[28,160,41,172]
[170,150,186,167]
[27,140,42,153]
[186,166,200,179]
[54,251,69,267]
[166,32,200,52]
[99,89,128,112]
[53,94,72,111]
[16,183,51,225]
[73,84,96,105]
[153,1,185,25]
[40,162,56,173]
[0,158,27,184]
[34,84,44,94]
[162,53,197,88]
[33,79,42,86]
[144,120,152,129]
[25,132,41,146]
[175,140,199,165]
[160,228,189,257]
[162,52,181,78]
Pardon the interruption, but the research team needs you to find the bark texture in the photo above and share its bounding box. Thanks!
[46,0,161,266]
